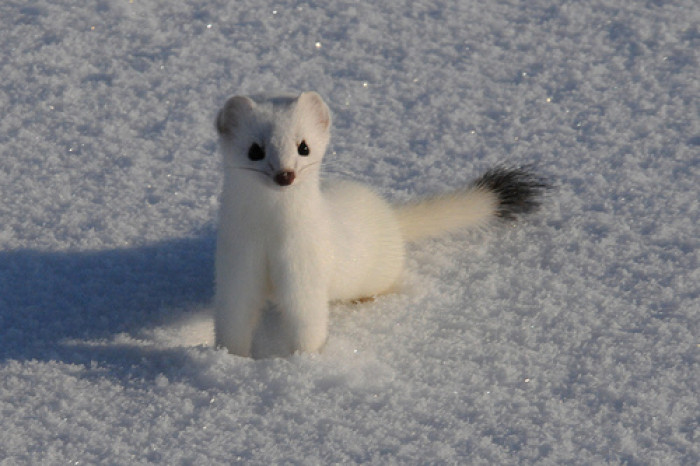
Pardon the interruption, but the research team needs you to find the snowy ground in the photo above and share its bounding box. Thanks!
[1,0,698,463]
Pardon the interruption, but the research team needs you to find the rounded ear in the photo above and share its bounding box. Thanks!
[296,91,331,132]
[216,95,255,135]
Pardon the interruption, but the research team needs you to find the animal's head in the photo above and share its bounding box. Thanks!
[216,91,331,188]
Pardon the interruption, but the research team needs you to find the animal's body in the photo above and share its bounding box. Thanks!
[214,91,548,357]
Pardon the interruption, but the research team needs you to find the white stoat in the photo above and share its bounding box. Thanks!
[214,91,548,357]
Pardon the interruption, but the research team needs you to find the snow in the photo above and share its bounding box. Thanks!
[0,0,697,463]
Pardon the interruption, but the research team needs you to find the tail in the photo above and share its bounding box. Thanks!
[394,166,550,242]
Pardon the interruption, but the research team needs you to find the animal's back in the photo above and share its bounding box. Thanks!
[323,180,405,302]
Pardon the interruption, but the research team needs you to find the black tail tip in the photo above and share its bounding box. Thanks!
[473,165,553,220]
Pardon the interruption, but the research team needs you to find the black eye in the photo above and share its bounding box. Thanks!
[248,143,265,161]
[297,140,310,156]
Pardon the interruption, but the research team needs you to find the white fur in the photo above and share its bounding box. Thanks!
[214,92,501,357]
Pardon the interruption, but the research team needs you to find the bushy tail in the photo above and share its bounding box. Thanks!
[394,166,550,243]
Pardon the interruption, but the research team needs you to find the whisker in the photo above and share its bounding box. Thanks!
[319,163,354,178]
[228,161,351,180]
[232,166,269,175]
[298,160,323,174]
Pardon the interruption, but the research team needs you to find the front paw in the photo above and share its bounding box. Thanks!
[214,315,256,357]
[287,319,329,354]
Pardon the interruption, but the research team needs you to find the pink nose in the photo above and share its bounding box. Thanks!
[274,170,296,186]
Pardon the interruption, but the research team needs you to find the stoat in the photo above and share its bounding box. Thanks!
[214,91,549,357]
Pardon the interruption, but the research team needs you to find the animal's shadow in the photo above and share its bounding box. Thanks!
[0,235,216,370]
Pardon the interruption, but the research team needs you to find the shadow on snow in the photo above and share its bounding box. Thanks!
[0,235,216,373]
